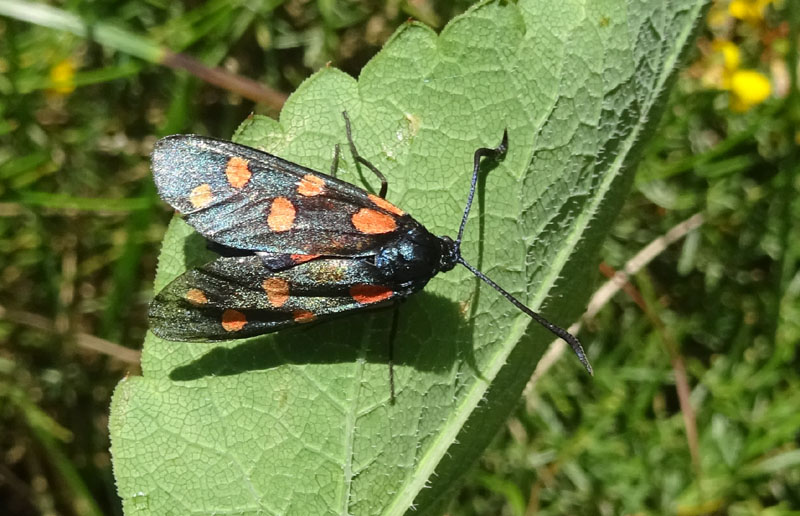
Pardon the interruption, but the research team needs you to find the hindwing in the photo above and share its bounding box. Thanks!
[148,255,419,342]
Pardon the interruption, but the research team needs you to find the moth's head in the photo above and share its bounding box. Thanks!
[437,235,458,273]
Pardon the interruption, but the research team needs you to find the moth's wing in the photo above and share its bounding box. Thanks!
[151,135,410,257]
[149,256,409,342]
[206,241,316,271]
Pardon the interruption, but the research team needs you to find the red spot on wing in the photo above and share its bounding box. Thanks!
[350,284,394,304]
[262,277,290,307]
[221,309,247,332]
[189,184,213,208]
[297,174,325,196]
[351,208,397,234]
[225,157,251,188]
[292,310,315,323]
[368,194,405,216]
[291,254,320,264]
[185,288,208,305]
[267,197,296,232]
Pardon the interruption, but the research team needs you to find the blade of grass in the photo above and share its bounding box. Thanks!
[741,449,800,477]
[2,382,104,516]
[17,62,145,93]
[476,473,526,516]
[617,268,701,478]
[99,194,153,342]
[634,103,779,186]
[17,192,152,212]
[526,213,705,394]
[0,304,141,365]
[0,0,287,108]
[0,0,163,60]
[770,0,800,366]
[99,71,196,342]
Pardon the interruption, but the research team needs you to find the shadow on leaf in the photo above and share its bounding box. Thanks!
[168,290,475,381]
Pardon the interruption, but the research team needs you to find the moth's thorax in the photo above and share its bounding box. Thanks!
[374,224,449,287]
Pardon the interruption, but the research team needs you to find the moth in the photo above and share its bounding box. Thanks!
[148,113,592,386]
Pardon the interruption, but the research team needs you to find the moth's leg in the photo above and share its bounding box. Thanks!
[330,143,340,178]
[342,111,389,198]
[387,301,401,404]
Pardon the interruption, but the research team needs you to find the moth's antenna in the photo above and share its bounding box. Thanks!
[456,130,508,246]
[455,130,593,375]
[458,257,592,375]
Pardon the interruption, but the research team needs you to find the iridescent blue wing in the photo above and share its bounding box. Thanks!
[151,135,411,257]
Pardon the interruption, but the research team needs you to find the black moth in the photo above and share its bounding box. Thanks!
[149,113,592,395]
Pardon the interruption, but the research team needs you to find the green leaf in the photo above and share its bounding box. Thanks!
[110,1,708,514]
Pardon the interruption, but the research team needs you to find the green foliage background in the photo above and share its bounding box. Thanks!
[1,0,798,515]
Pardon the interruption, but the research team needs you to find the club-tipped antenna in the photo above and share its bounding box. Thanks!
[455,130,593,375]
[458,257,592,375]
[456,130,508,246]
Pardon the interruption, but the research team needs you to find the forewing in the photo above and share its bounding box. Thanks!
[151,135,408,256]
[149,255,408,341]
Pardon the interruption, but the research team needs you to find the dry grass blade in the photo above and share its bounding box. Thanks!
[525,212,704,394]
[0,305,141,365]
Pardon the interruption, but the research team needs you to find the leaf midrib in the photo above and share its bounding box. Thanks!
[382,2,706,513]
[342,317,374,514]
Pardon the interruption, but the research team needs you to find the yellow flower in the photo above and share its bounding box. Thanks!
[729,69,771,111]
[708,39,771,111]
[49,59,76,95]
[712,39,741,77]
[729,0,773,24]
